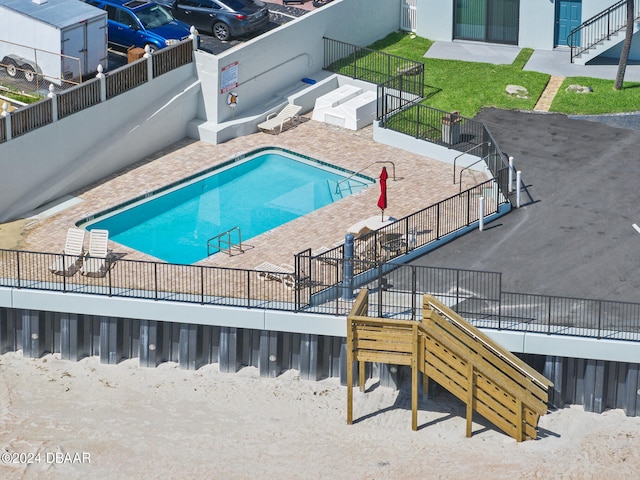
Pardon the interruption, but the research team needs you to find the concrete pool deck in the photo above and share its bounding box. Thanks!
[10,117,481,270]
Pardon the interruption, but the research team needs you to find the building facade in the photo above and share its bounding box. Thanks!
[416,0,640,61]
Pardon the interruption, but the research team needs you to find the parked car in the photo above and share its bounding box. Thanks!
[170,0,269,41]
[81,0,192,51]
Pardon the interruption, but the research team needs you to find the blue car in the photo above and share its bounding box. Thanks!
[82,0,193,51]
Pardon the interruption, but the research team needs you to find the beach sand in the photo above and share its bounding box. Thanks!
[1,351,639,479]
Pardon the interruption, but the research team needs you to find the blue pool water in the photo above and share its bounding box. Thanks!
[81,148,373,264]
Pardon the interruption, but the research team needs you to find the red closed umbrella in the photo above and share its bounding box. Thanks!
[377,167,388,220]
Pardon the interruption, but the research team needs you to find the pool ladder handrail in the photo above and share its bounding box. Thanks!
[335,160,396,195]
[330,179,353,200]
[207,226,243,257]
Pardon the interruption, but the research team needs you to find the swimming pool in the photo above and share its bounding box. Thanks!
[79,147,374,264]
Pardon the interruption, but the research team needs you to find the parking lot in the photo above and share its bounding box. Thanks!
[0,1,313,94]
[106,1,312,68]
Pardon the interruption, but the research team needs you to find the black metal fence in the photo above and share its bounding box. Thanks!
[323,36,425,96]
[2,247,639,342]
[321,37,509,196]
[568,0,640,63]
[380,98,509,188]
[298,172,508,296]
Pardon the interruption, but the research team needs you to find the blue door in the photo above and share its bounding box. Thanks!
[556,0,582,47]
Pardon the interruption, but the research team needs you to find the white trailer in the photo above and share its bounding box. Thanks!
[0,0,107,85]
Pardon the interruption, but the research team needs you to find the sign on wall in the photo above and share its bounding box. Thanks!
[220,61,239,94]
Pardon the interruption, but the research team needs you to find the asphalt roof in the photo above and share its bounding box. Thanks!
[409,108,640,304]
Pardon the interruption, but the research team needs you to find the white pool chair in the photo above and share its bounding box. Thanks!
[257,104,302,135]
[80,229,110,277]
[255,261,296,289]
[49,227,86,276]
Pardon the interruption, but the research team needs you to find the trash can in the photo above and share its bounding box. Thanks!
[127,46,145,63]
[441,110,461,145]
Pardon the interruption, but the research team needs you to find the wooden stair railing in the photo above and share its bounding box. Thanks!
[346,289,554,442]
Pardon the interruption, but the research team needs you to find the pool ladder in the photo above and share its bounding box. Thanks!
[207,226,243,257]
[334,160,396,195]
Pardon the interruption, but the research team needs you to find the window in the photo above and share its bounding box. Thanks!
[454,0,519,45]
[116,9,139,29]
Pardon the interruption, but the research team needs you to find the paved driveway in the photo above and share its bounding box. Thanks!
[410,108,640,304]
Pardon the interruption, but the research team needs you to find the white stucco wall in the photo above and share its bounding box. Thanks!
[417,0,557,49]
[599,30,640,59]
[415,0,631,52]
[197,0,401,126]
[582,0,622,20]
[0,63,201,222]
[416,0,452,42]
[518,1,556,50]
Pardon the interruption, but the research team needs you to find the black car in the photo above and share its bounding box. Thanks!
[170,0,269,41]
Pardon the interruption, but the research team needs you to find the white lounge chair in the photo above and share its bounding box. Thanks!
[257,104,302,135]
[49,227,86,276]
[80,229,110,277]
[255,261,296,289]
[312,246,341,266]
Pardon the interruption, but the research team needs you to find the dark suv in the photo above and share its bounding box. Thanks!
[82,0,192,51]
[170,0,269,41]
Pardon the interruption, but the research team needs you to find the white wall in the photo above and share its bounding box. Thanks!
[197,0,401,125]
[416,0,630,52]
[417,0,557,49]
[416,0,452,42]
[582,0,621,20]
[519,1,556,50]
[600,30,640,59]
[0,64,201,222]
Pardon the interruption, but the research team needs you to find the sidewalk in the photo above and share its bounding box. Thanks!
[425,40,640,81]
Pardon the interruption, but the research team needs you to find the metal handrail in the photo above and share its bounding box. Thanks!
[207,226,243,256]
[568,0,640,63]
[458,150,491,192]
[453,141,491,184]
[335,160,396,194]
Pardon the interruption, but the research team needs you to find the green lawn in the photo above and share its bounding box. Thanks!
[550,76,640,114]
[368,31,640,117]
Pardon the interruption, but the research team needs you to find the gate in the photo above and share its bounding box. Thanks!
[401,0,417,32]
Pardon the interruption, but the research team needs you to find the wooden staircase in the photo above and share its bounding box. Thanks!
[346,289,553,442]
